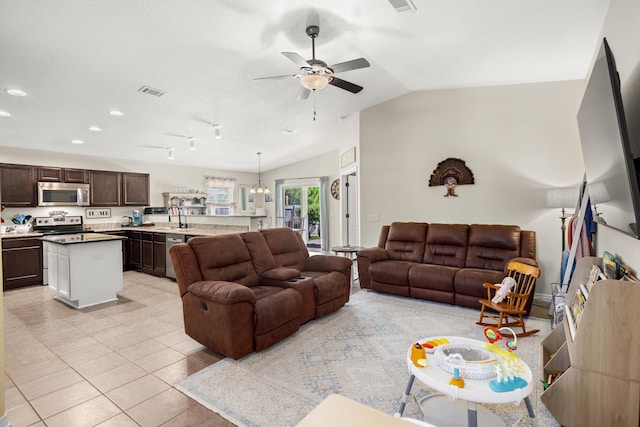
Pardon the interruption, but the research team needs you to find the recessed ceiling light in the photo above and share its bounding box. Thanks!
[0,111,10,117]
[6,89,27,97]
[281,128,296,134]
[88,126,102,132]
[71,139,85,144]
[109,110,124,116]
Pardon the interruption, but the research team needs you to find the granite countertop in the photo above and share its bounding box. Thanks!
[88,224,247,236]
[40,233,127,245]
[0,231,44,239]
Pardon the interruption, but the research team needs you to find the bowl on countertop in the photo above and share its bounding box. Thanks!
[14,224,31,233]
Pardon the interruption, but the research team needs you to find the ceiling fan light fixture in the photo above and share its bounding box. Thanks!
[301,74,328,91]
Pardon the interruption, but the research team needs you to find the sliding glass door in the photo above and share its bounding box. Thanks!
[280,183,322,250]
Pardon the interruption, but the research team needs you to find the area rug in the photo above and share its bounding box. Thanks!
[176,290,558,427]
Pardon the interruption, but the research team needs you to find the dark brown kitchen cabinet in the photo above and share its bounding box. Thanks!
[2,237,43,290]
[37,166,63,182]
[90,170,122,206]
[153,233,166,276]
[141,232,165,276]
[122,173,150,206]
[64,169,89,183]
[0,164,36,207]
[128,231,142,269]
[37,167,88,183]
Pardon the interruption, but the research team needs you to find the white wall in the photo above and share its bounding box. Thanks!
[261,150,343,248]
[593,0,640,271]
[359,81,587,295]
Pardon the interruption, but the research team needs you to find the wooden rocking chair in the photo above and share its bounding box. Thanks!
[476,261,541,337]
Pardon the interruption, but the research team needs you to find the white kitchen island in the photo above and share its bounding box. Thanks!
[42,233,127,308]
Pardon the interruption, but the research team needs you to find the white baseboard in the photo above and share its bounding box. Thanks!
[533,293,552,304]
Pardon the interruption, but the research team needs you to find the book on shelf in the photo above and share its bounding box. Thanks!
[602,251,620,280]
[585,264,604,292]
[568,287,588,333]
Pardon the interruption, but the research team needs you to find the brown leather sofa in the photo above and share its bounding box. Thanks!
[357,222,537,312]
[169,227,352,359]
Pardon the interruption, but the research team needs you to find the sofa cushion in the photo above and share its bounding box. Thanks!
[465,225,521,271]
[261,267,301,281]
[252,286,301,335]
[454,268,505,301]
[408,264,457,293]
[189,234,260,286]
[261,228,309,271]
[385,222,428,262]
[241,231,277,275]
[423,224,469,268]
[370,260,416,286]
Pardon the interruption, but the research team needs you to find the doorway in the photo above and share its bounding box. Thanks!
[282,185,322,249]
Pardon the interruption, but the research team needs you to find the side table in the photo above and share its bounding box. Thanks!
[331,245,363,285]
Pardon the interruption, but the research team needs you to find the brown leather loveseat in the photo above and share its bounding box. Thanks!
[169,227,352,359]
[357,222,537,312]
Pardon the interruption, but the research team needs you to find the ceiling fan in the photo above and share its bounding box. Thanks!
[255,25,370,100]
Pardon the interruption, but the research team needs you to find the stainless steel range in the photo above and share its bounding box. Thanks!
[34,215,92,285]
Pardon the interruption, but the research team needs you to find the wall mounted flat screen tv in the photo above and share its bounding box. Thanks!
[578,37,640,239]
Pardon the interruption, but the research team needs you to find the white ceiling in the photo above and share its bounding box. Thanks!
[0,0,610,173]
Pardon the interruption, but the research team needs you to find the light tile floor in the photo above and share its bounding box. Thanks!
[4,270,552,427]
[3,271,235,427]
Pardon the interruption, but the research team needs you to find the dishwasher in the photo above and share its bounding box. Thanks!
[166,234,186,279]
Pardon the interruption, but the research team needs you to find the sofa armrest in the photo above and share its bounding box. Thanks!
[187,281,257,305]
[304,255,352,272]
[261,267,301,281]
[356,247,390,263]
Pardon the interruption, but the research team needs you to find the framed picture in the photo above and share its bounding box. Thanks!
[248,195,255,203]
[85,208,111,218]
[341,147,356,168]
[265,193,273,203]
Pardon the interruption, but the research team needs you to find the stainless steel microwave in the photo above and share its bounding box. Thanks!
[37,182,90,206]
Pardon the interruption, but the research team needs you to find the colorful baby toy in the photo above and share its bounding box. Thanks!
[482,327,528,392]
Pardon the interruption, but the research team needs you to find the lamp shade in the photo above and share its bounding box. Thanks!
[546,188,579,209]
[301,74,328,91]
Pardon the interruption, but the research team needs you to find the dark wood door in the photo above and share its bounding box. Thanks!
[90,170,122,206]
[128,231,142,269]
[2,238,43,289]
[0,164,36,207]
[153,233,166,276]
[64,169,89,183]
[122,173,150,206]
[142,232,154,273]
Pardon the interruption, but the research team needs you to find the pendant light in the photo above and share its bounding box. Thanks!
[250,152,270,194]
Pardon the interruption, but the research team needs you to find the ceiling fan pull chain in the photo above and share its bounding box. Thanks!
[313,93,317,121]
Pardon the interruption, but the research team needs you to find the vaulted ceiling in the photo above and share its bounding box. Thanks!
[0,0,609,172]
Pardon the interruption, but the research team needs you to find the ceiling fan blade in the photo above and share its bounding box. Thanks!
[253,74,300,81]
[296,87,310,101]
[329,58,370,74]
[282,52,310,67]
[328,77,363,94]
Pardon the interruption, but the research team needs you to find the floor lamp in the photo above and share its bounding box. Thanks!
[546,188,579,252]
[588,182,611,224]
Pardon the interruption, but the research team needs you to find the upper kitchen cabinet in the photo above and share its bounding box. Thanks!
[90,170,150,207]
[0,164,36,207]
[37,167,89,183]
[122,173,150,206]
[90,170,122,206]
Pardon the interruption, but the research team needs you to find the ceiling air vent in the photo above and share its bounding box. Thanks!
[138,85,166,97]
[388,0,417,13]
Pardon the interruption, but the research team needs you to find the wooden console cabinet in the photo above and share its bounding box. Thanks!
[540,256,640,426]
